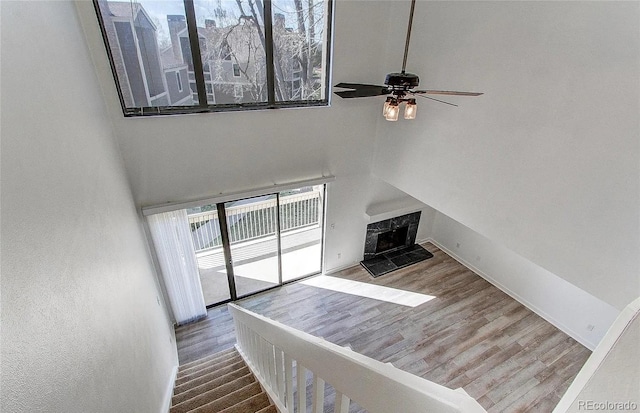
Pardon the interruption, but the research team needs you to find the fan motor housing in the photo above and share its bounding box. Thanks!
[384,72,420,89]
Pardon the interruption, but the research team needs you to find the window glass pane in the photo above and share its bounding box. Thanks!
[272,0,329,102]
[225,195,279,297]
[193,0,268,105]
[186,204,232,306]
[95,0,198,110]
[96,0,331,115]
[279,185,324,282]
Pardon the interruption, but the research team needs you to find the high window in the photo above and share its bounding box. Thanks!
[94,0,333,116]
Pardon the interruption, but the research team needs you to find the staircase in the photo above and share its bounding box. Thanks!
[171,347,277,413]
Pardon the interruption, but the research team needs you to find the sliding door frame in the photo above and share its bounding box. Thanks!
[217,203,238,301]
[142,183,332,309]
[163,184,326,309]
[275,193,284,285]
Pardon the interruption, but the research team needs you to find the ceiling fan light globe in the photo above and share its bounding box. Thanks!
[385,104,399,121]
[383,97,393,115]
[404,100,417,120]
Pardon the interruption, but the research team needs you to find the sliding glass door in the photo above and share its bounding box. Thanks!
[152,184,326,309]
[225,195,280,298]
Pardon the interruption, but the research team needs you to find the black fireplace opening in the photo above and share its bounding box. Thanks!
[376,226,409,255]
[361,211,433,277]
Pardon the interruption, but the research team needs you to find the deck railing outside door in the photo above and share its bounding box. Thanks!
[187,190,322,252]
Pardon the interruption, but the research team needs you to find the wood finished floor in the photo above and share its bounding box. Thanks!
[175,242,590,412]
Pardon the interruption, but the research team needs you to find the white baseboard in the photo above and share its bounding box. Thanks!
[324,261,360,275]
[425,238,598,350]
[162,364,178,413]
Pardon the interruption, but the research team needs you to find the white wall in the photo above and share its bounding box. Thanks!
[429,212,619,350]
[76,0,401,271]
[373,1,640,310]
[1,2,177,412]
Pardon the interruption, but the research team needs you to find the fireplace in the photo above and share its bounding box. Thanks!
[361,211,433,277]
[376,226,409,255]
[363,211,421,259]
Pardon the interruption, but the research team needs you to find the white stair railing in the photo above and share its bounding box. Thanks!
[228,303,487,413]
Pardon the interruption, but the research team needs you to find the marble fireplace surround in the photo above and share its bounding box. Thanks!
[363,211,421,260]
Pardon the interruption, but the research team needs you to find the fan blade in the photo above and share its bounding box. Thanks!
[333,83,389,98]
[334,82,386,89]
[413,93,458,107]
[414,90,483,96]
[334,89,389,98]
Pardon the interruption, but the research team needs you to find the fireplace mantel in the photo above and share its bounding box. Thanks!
[365,196,426,223]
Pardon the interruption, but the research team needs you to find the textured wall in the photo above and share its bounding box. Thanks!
[373,1,640,310]
[75,0,399,272]
[1,2,177,412]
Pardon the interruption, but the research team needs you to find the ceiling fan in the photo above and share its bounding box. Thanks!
[333,0,483,121]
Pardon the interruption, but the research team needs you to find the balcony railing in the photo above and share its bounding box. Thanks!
[188,190,322,253]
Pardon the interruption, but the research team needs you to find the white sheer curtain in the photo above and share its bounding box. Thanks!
[147,209,207,325]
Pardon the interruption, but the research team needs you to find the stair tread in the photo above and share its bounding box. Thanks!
[177,352,242,381]
[189,382,263,413]
[170,373,256,413]
[256,405,278,413]
[173,359,247,395]
[217,392,271,413]
[178,347,237,371]
[172,365,251,405]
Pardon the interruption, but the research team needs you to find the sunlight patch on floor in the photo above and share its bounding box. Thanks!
[300,275,436,307]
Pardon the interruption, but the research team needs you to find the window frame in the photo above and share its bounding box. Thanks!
[93,0,334,117]
[176,71,183,93]
[232,63,241,78]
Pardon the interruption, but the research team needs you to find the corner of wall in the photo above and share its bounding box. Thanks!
[161,365,179,413]
[553,297,640,412]
[427,212,620,351]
